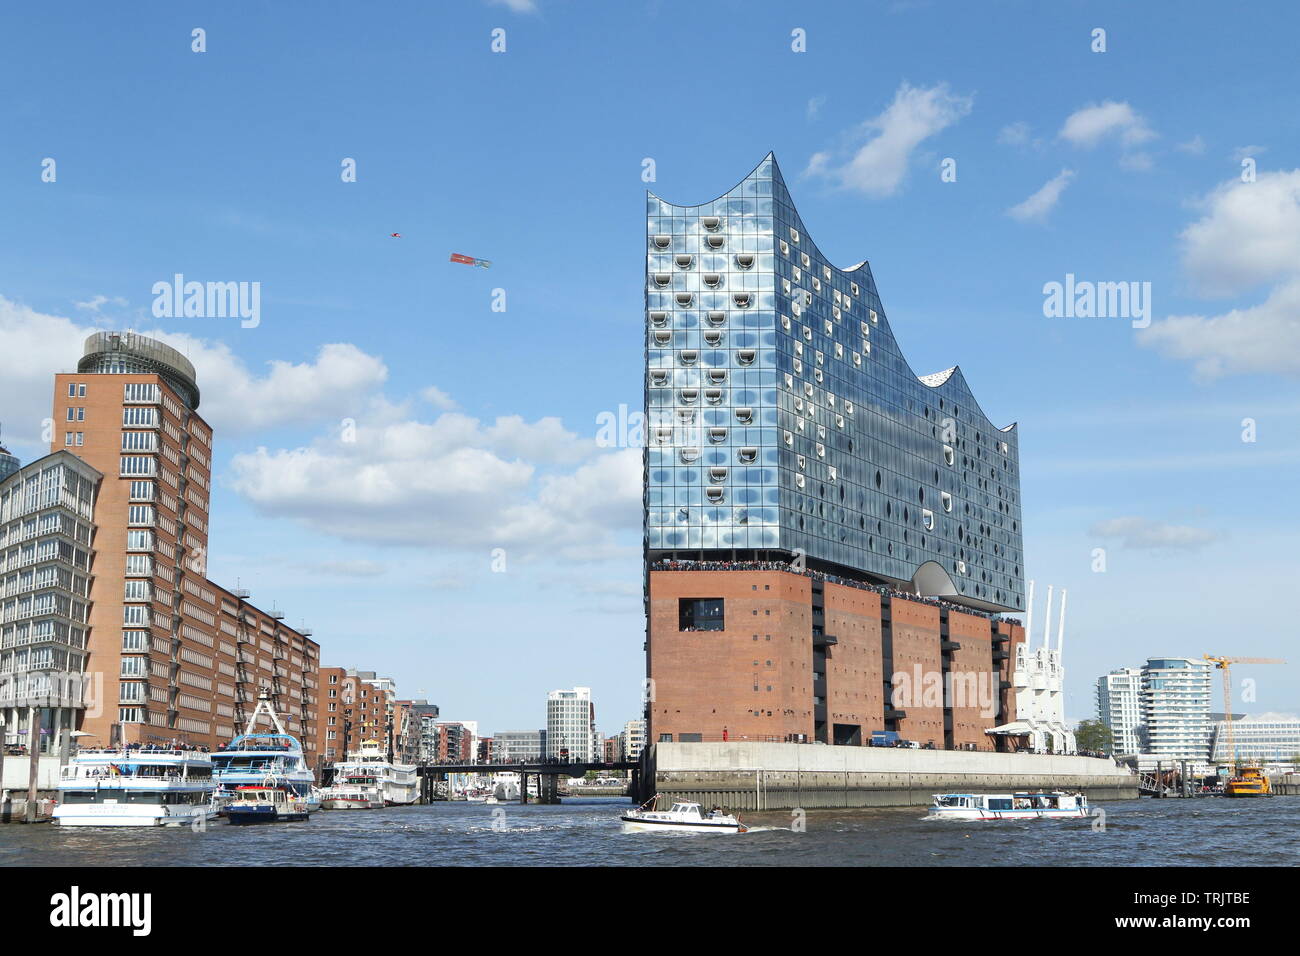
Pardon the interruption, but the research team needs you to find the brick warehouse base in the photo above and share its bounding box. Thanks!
[642,742,1140,810]
[647,566,1025,749]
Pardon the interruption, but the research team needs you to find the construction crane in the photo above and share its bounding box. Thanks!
[1203,656,1286,771]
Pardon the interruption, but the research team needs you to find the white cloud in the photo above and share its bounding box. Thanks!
[1089,516,1221,551]
[485,0,537,12]
[74,294,128,313]
[1137,170,1300,379]
[0,297,98,446]
[806,95,826,121]
[421,385,459,411]
[1232,144,1267,162]
[804,82,973,198]
[1137,278,1300,379]
[1178,170,1300,297]
[1176,135,1206,155]
[1059,101,1155,149]
[0,295,390,442]
[228,411,639,559]
[998,121,1034,147]
[1006,169,1074,223]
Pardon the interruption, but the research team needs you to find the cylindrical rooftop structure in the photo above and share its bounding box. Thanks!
[79,331,200,409]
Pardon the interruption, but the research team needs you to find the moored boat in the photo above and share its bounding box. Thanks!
[326,739,419,807]
[1224,766,1272,797]
[320,772,385,810]
[621,796,747,833]
[927,790,1089,821]
[52,748,217,828]
[211,696,317,814]
[225,783,311,824]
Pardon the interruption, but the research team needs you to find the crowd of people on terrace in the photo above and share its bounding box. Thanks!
[651,558,1018,624]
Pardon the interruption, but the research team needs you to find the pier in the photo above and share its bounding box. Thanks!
[642,742,1139,810]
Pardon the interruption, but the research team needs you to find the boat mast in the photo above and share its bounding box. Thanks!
[243,693,292,737]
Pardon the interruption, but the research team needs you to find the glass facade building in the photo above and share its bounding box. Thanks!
[644,154,1024,612]
[1210,717,1300,764]
[1139,657,1213,761]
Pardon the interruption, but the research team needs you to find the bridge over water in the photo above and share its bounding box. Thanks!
[415,761,640,804]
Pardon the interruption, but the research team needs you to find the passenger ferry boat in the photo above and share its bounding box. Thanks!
[320,771,385,810]
[211,697,318,813]
[325,739,419,807]
[621,796,748,834]
[927,790,1090,821]
[52,748,217,828]
[225,783,312,824]
[1225,766,1272,798]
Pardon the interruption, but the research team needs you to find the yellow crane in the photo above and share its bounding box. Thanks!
[1203,656,1286,771]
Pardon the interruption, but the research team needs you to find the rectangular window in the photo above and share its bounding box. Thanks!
[64,432,73,446]
[126,529,153,551]
[78,384,86,397]
[121,431,158,451]
[76,433,83,446]
[122,630,149,651]
[120,456,156,477]
[679,598,725,632]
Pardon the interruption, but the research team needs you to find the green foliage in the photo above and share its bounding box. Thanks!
[1075,718,1113,752]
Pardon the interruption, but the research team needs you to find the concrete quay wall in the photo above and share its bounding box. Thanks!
[646,742,1139,810]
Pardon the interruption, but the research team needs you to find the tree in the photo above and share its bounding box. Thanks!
[1075,719,1113,752]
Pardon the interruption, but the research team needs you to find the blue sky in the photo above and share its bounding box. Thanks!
[2,0,1298,734]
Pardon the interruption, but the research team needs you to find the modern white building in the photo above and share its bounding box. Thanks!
[546,687,597,762]
[0,452,102,757]
[1210,714,1300,765]
[1139,657,1213,762]
[494,729,545,761]
[622,719,646,761]
[1096,667,1143,755]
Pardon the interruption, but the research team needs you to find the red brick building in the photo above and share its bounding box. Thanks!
[647,566,1024,749]
[51,332,319,758]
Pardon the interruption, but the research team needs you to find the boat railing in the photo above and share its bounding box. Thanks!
[60,766,211,782]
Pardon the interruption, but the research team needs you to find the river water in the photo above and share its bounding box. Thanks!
[2,796,1296,867]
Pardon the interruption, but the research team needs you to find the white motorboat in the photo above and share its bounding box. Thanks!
[621,796,747,834]
[926,790,1090,821]
[320,773,385,810]
[52,748,217,828]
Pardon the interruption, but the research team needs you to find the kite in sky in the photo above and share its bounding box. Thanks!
[390,233,401,238]
[449,252,491,269]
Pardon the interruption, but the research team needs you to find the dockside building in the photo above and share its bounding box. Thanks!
[644,155,1026,748]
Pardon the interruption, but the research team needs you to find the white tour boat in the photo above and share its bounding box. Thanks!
[326,739,419,807]
[320,770,385,810]
[211,696,319,814]
[52,747,217,828]
[927,790,1090,821]
[621,796,748,834]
